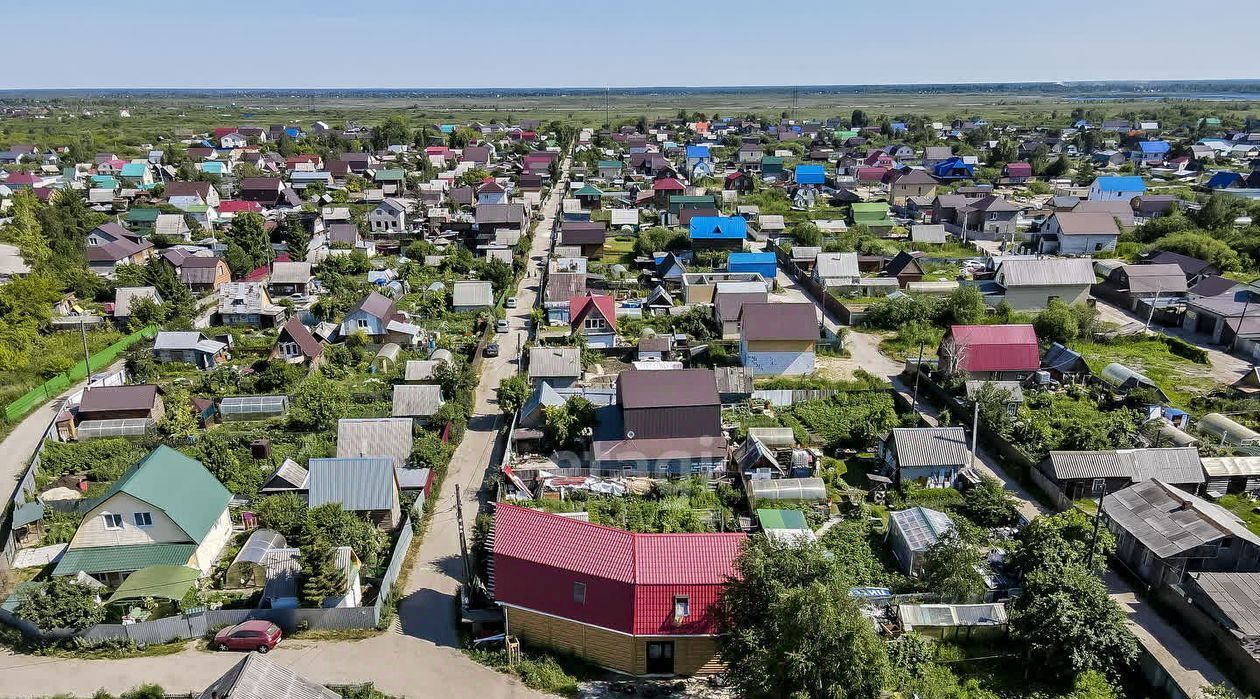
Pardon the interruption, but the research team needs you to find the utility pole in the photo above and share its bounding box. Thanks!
[911,341,925,414]
[605,87,610,130]
[968,400,980,470]
[79,315,92,382]
[1145,283,1161,331]
[455,484,471,590]
[1085,479,1111,568]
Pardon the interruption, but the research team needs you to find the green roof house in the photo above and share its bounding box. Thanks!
[126,208,162,227]
[373,168,405,183]
[761,156,785,178]
[54,445,233,586]
[852,202,894,231]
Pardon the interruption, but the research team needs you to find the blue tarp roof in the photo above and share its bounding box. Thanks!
[1207,171,1243,189]
[1095,176,1146,192]
[689,216,747,240]
[794,164,826,184]
[1138,141,1171,153]
[728,252,775,265]
[439,124,455,133]
[686,145,710,158]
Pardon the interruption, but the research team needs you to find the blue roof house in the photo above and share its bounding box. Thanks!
[931,157,975,181]
[727,252,777,280]
[686,145,713,178]
[1132,140,1171,165]
[794,164,826,186]
[689,216,747,250]
[1089,176,1146,201]
[1207,171,1245,190]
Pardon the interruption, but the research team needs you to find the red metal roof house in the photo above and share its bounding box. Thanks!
[938,324,1040,379]
[492,503,744,676]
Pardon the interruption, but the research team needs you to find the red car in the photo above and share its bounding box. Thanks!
[213,620,282,653]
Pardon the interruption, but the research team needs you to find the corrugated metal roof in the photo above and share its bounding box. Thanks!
[740,302,818,341]
[999,258,1096,287]
[1048,448,1202,484]
[1201,456,1260,478]
[1188,572,1260,637]
[1103,479,1260,559]
[392,384,444,418]
[899,603,1007,628]
[814,252,859,280]
[54,542,198,576]
[946,325,1040,373]
[199,652,341,699]
[403,359,441,382]
[307,457,398,512]
[618,368,718,409]
[336,418,413,468]
[890,427,969,468]
[528,346,582,379]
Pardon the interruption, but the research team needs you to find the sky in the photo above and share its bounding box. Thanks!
[5,0,1257,90]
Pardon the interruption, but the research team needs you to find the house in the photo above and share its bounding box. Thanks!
[476,203,528,234]
[452,280,494,313]
[268,261,313,298]
[813,252,860,288]
[199,652,341,699]
[955,196,1020,242]
[1033,212,1120,255]
[216,282,286,328]
[570,293,618,348]
[1132,141,1171,166]
[880,427,970,487]
[270,316,324,368]
[491,503,744,676]
[307,457,401,530]
[52,446,232,586]
[910,224,946,244]
[1175,571,1260,695]
[1201,457,1260,498]
[923,146,954,169]
[851,202,894,233]
[1088,176,1146,202]
[528,346,583,388]
[370,198,407,233]
[392,384,444,426]
[685,145,714,178]
[477,180,507,205]
[1103,479,1260,588]
[1002,162,1034,184]
[1041,342,1090,382]
[888,506,956,575]
[86,224,154,275]
[931,157,975,180]
[64,384,166,440]
[1141,251,1219,286]
[994,257,1096,310]
[340,292,403,340]
[336,417,413,469]
[887,169,939,206]
[738,303,818,376]
[713,282,768,339]
[1132,195,1179,222]
[560,222,607,257]
[724,171,754,194]
[113,286,163,324]
[152,332,228,370]
[152,213,191,241]
[592,369,727,476]
[177,256,231,292]
[1096,263,1189,313]
[688,216,747,251]
[726,252,776,281]
[1040,447,1205,502]
[165,181,221,208]
[938,324,1040,380]
[794,164,826,185]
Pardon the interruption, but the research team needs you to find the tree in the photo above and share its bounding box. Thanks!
[289,373,350,431]
[1193,193,1250,231]
[3,191,51,271]
[196,432,263,495]
[962,475,1019,526]
[1034,298,1081,344]
[370,115,410,151]
[16,577,105,630]
[921,529,986,603]
[254,492,308,538]
[1148,231,1243,272]
[1009,509,1114,577]
[789,221,823,247]
[542,396,597,449]
[942,285,986,325]
[433,359,475,404]
[126,295,169,332]
[480,257,514,296]
[255,360,305,393]
[496,374,530,416]
[714,538,888,699]
[1010,564,1138,683]
[1068,670,1119,699]
[299,537,346,607]
[1043,155,1070,178]
[223,212,272,276]
[304,503,384,565]
[158,384,198,440]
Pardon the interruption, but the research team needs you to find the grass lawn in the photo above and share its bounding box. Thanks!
[1071,337,1218,407]
[600,235,637,266]
[1216,494,1260,536]
[878,326,944,361]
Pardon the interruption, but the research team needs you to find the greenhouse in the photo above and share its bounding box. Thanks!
[219,395,290,422]
[76,418,154,439]
[225,529,287,588]
[1199,413,1260,446]
[889,506,955,575]
[748,477,826,502]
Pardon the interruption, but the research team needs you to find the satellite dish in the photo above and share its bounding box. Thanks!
[626,430,636,440]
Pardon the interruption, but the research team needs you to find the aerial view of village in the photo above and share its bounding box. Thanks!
[3,3,1260,699]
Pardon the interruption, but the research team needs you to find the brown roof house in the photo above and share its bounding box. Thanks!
[592,368,727,477]
[559,221,607,258]
[59,384,165,440]
[887,168,939,207]
[239,177,284,206]
[177,256,231,292]
[270,316,324,368]
[738,302,818,376]
[1032,212,1121,256]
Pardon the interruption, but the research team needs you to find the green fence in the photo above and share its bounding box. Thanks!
[2,324,158,423]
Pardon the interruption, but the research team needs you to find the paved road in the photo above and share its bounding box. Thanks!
[0,166,573,698]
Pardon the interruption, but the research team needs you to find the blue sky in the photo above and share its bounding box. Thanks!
[6,0,1256,89]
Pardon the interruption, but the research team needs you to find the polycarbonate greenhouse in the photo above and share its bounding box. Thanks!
[225,528,287,588]
[219,395,289,421]
[76,418,154,439]
[748,477,826,502]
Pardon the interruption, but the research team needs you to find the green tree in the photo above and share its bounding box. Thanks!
[789,221,823,247]
[1009,509,1114,577]
[1148,231,1242,272]
[714,538,889,699]
[921,529,986,603]
[299,537,346,607]
[289,373,350,431]
[962,475,1019,526]
[196,432,263,495]
[542,396,597,449]
[433,359,476,404]
[496,374,530,415]
[16,577,105,630]
[1010,564,1138,683]
[1034,298,1081,344]
[1068,670,1119,699]
[223,212,272,276]
[254,492,308,538]
[370,115,411,150]
[1193,193,1250,231]
[3,190,52,271]
[304,503,384,565]
[158,384,198,440]
[942,285,986,325]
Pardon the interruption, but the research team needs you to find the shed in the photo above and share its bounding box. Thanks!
[1200,413,1260,446]
[1201,457,1260,497]
[897,603,1008,640]
[225,529,287,588]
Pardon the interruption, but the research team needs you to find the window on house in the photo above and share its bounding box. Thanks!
[584,317,605,330]
[356,319,370,329]
[989,213,998,220]
[673,595,690,618]
[1091,478,1106,495]
[103,513,123,530]
[279,342,300,357]
[133,512,153,527]
[573,582,587,605]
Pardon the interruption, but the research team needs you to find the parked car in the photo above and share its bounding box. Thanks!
[506,297,518,308]
[484,343,500,358]
[213,620,283,653]
[496,319,509,333]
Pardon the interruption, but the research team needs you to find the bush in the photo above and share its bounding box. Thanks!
[1159,334,1209,364]
[41,438,146,482]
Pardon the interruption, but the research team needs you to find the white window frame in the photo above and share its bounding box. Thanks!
[356,319,370,329]
[584,317,605,331]
[102,513,123,530]
[673,595,691,618]
[279,341,300,358]
[133,512,154,527]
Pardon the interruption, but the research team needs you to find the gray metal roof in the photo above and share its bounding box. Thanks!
[899,603,1007,629]
[889,507,956,553]
[814,252,859,280]
[392,384,444,418]
[404,359,442,382]
[307,457,398,512]
[199,650,340,699]
[262,459,308,492]
[336,418,413,468]
[1202,456,1260,478]
[154,331,227,354]
[1047,448,1203,484]
[889,427,969,468]
[1103,479,1260,559]
[270,261,312,284]
[452,280,493,307]
[1188,572,1260,637]
[528,346,582,379]
[999,258,1096,287]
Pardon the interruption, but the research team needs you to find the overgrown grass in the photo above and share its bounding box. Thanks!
[1216,494,1260,536]
[467,646,603,697]
[1071,335,1217,407]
